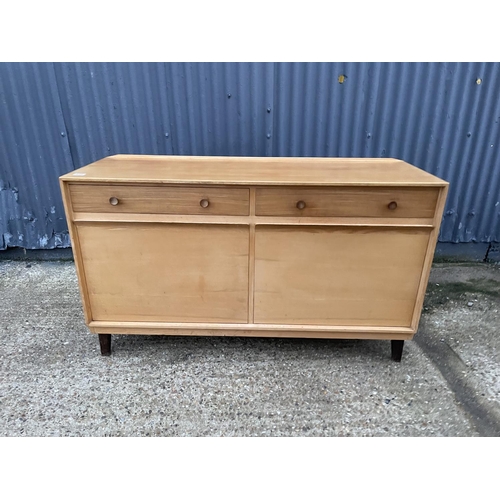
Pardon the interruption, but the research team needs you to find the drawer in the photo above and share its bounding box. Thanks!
[69,184,250,216]
[255,187,439,218]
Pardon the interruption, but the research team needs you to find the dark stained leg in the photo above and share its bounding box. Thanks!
[99,334,111,356]
[391,340,404,362]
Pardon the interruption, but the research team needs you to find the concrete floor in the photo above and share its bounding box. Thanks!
[0,260,499,436]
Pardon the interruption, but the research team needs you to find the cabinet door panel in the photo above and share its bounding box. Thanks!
[254,226,430,327]
[77,223,249,323]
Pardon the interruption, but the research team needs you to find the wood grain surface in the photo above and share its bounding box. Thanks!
[70,184,249,215]
[255,186,439,218]
[254,226,431,327]
[76,223,249,323]
[60,155,448,186]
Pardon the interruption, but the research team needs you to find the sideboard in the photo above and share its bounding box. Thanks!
[60,155,448,360]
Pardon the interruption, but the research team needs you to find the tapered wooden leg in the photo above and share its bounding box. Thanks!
[98,334,111,356]
[391,340,404,362]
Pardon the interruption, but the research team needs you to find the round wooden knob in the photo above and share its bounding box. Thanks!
[109,197,119,206]
[388,201,398,210]
[296,200,306,210]
[200,199,210,208]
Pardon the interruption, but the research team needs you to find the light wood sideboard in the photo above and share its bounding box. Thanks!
[60,155,448,360]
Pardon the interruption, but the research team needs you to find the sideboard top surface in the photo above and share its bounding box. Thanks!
[60,154,448,187]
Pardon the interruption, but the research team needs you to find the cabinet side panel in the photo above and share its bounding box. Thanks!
[59,180,93,325]
[76,223,250,323]
[411,185,449,330]
[248,187,256,323]
[254,226,431,327]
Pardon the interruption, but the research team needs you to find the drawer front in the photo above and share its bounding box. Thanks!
[255,187,439,218]
[70,184,250,216]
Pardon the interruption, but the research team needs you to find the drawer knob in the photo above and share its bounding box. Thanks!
[296,200,306,210]
[109,197,119,206]
[200,199,210,208]
[388,201,398,210]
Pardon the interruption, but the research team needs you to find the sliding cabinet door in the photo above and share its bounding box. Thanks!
[77,223,250,323]
[254,226,430,327]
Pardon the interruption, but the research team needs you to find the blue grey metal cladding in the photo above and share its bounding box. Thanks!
[0,62,499,250]
[0,63,73,250]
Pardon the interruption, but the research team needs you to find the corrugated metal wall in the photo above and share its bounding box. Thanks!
[0,63,73,250]
[1,62,499,250]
